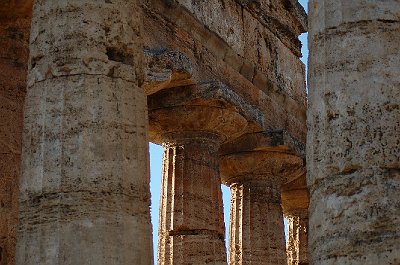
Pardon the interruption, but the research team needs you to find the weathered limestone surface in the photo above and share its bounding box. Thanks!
[0,3,31,264]
[286,209,308,265]
[220,133,304,265]
[16,1,153,264]
[308,1,400,264]
[157,134,227,265]
[142,0,307,147]
[228,178,284,265]
[144,49,194,95]
[148,84,249,264]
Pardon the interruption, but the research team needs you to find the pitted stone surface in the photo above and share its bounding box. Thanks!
[221,152,293,265]
[158,133,227,265]
[16,1,153,264]
[149,86,248,265]
[142,0,307,145]
[220,132,304,265]
[144,48,193,95]
[148,83,259,144]
[0,0,310,264]
[229,180,286,265]
[0,11,31,265]
[308,1,400,264]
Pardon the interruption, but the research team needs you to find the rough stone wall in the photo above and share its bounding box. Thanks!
[0,9,31,265]
[308,1,400,264]
[16,0,153,264]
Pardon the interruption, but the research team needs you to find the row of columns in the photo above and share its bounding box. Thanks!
[147,86,308,264]
[2,0,310,264]
[2,0,398,264]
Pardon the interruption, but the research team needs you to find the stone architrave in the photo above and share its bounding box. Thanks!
[220,149,304,265]
[308,1,400,264]
[16,1,153,264]
[148,85,248,265]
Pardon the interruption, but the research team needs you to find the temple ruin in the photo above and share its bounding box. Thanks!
[0,0,398,264]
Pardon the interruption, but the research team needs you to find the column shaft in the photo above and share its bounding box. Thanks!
[0,14,31,265]
[16,1,153,264]
[229,180,286,265]
[158,133,226,265]
[308,1,400,264]
[286,211,308,265]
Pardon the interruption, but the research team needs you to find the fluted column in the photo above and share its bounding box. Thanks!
[149,87,247,265]
[308,1,400,264]
[286,210,308,265]
[230,178,284,265]
[221,151,303,265]
[16,1,153,264]
[158,132,226,264]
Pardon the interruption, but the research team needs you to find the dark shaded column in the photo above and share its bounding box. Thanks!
[0,4,32,265]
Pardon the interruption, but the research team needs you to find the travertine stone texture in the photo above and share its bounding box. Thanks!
[221,132,308,217]
[286,209,308,265]
[220,150,304,265]
[144,49,194,95]
[16,1,153,264]
[158,133,227,265]
[142,0,308,147]
[308,1,400,264]
[0,8,31,265]
[148,86,248,265]
[228,179,285,265]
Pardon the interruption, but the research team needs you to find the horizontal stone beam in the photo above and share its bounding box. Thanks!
[220,131,305,158]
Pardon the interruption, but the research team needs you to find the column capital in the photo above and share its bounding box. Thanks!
[220,150,304,186]
[149,104,247,144]
[148,83,254,144]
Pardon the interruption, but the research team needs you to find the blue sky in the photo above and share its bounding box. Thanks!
[149,0,308,261]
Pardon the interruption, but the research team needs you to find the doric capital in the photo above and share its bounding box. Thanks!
[148,82,258,144]
[149,105,247,144]
[220,150,304,186]
[219,132,305,186]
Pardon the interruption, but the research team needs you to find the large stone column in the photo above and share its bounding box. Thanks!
[286,209,308,265]
[0,5,31,265]
[308,1,400,264]
[16,1,153,264]
[220,150,303,265]
[149,88,247,265]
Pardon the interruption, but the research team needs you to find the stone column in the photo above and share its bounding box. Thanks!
[158,131,226,265]
[286,209,308,265]
[308,1,400,264]
[16,1,153,264]
[0,6,31,265]
[220,151,303,265]
[149,90,247,264]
